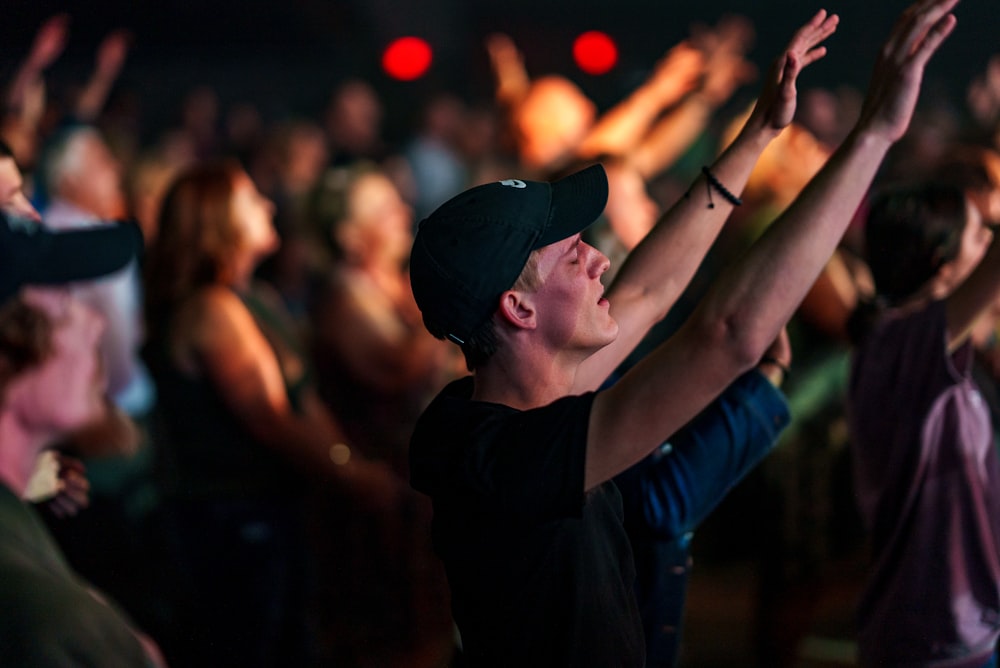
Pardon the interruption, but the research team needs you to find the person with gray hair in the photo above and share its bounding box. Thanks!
[0,208,164,666]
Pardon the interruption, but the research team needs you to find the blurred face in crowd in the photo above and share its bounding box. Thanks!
[3,288,107,437]
[0,155,40,221]
[58,132,127,220]
[515,77,596,171]
[338,171,413,267]
[230,170,279,261]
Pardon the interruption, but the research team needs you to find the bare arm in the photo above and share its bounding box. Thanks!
[313,277,462,394]
[585,0,960,490]
[627,94,717,182]
[1,15,67,164]
[75,30,131,122]
[629,18,759,180]
[187,288,400,500]
[574,9,839,393]
[485,33,531,110]
[576,42,705,160]
[947,232,1000,349]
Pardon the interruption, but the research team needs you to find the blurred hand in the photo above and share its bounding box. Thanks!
[486,33,530,106]
[27,14,69,71]
[24,452,91,518]
[45,454,91,519]
[691,14,756,59]
[647,41,705,105]
[94,29,131,80]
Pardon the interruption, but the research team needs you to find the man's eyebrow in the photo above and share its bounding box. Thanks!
[561,234,582,256]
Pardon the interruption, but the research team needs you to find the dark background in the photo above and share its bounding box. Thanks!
[0,0,992,145]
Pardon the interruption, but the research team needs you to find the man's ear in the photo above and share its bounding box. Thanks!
[497,289,536,331]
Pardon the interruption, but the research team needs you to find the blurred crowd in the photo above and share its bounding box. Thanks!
[3,7,1000,667]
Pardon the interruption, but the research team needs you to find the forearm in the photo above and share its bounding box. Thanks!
[574,125,775,393]
[629,94,716,181]
[75,74,116,122]
[946,235,1000,348]
[693,128,891,359]
[577,80,683,160]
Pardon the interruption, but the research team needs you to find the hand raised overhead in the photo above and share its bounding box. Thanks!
[747,9,840,134]
[857,0,960,143]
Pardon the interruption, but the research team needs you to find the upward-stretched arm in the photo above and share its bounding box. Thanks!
[586,0,960,491]
[574,9,839,393]
[575,41,706,160]
[947,231,1000,349]
[75,30,131,122]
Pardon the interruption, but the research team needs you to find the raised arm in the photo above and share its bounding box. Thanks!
[946,230,1000,349]
[1,14,67,164]
[75,29,131,122]
[629,19,758,180]
[574,9,839,392]
[586,0,959,490]
[575,41,705,160]
[188,288,403,505]
[485,33,531,111]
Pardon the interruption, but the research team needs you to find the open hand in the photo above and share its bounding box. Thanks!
[747,10,840,135]
[856,0,960,143]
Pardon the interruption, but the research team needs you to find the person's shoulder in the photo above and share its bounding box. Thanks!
[0,568,147,666]
[173,286,255,349]
[412,377,476,439]
[187,286,248,322]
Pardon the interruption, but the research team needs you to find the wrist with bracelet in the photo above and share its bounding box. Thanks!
[684,166,744,209]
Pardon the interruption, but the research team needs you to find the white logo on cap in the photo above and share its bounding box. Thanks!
[499,179,527,189]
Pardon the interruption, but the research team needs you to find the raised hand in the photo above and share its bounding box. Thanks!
[486,33,530,107]
[95,29,132,80]
[26,14,69,71]
[856,0,959,143]
[646,41,706,105]
[747,9,840,134]
[690,14,756,61]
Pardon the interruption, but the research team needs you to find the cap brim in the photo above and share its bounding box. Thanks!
[0,213,143,302]
[536,163,609,248]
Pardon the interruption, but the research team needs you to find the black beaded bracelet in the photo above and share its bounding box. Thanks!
[701,166,743,207]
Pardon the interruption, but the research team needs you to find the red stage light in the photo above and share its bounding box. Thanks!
[382,36,433,81]
[573,31,618,75]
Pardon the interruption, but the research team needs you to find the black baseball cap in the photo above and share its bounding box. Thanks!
[0,210,143,303]
[410,163,608,345]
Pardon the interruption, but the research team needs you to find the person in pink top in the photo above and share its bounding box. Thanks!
[848,182,1000,667]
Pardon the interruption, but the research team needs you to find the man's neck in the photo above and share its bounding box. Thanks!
[472,344,584,410]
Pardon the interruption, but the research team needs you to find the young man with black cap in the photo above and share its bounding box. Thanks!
[0,209,164,666]
[408,1,958,664]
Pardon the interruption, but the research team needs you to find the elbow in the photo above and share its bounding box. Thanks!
[695,310,771,375]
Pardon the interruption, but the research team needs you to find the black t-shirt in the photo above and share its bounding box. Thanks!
[410,377,644,667]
